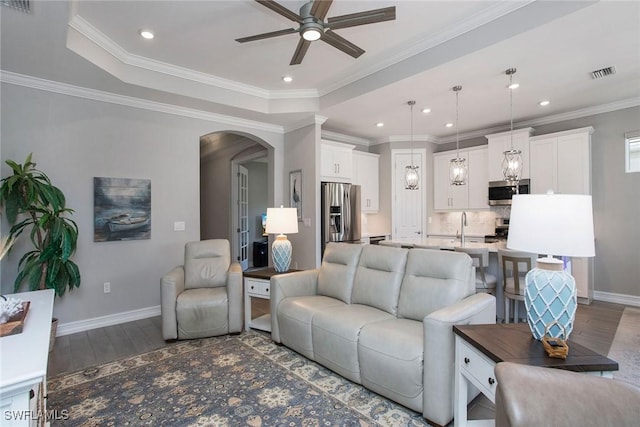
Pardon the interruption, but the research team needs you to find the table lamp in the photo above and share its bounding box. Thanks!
[265,206,298,272]
[507,192,595,340]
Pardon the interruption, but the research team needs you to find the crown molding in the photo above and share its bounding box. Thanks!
[68,15,319,104]
[0,71,284,134]
[284,115,328,134]
[320,130,371,146]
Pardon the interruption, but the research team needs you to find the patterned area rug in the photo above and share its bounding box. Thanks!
[47,332,430,426]
[608,307,640,387]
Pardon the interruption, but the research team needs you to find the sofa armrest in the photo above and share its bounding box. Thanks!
[421,293,496,426]
[161,266,185,340]
[227,262,243,333]
[270,269,319,343]
[495,362,640,427]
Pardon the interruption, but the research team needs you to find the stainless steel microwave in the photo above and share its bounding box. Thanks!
[488,179,530,205]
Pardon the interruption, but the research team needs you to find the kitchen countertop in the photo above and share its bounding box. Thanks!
[380,237,507,253]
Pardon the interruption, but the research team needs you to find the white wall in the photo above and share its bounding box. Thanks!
[0,82,284,328]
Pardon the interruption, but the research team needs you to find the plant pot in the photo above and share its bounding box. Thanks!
[49,317,58,353]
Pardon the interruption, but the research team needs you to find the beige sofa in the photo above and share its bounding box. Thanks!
[270,243,496,426]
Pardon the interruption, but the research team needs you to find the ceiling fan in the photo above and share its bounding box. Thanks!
[236,0,396,65]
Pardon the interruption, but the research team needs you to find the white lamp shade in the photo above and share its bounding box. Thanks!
[266,207,298,235]
[507,194,595,257]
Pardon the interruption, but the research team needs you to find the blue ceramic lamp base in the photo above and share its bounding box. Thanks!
[525,257,577,340]
[272,235,292,273]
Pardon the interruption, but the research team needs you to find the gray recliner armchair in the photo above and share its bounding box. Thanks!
[495,362,640,427]
[161,239,243,340]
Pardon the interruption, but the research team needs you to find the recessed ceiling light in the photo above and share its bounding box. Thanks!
[422,108,431,114]
[376,122,384,127]
[282,76,293,83]
[508,82,520,90]
[139,30,154,40]
[445,123,453,128]
[539,100,550,106]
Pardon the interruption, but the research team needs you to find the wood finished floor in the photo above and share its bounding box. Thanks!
[47,300,626,378]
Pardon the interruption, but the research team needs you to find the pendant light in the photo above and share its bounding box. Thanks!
[502,67,523,187]
[449,85,467,186]
[405,100,419,190]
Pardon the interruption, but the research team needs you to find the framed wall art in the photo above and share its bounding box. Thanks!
[289,170,302,221]
[94,177,151,242]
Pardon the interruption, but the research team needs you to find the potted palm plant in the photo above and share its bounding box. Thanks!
[0,154,81,348]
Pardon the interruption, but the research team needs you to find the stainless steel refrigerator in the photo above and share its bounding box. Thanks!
[321,182,361,253]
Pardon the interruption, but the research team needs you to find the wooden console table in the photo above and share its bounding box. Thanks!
[0,289,55,426]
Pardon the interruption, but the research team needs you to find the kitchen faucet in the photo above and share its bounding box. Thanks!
[460,211,467,245]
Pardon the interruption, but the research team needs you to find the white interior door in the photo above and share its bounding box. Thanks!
[392,149,426,239]
[237,164,249,270]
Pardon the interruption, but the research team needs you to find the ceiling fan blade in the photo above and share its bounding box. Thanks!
[255,0,303,23]
[236,28,297,43]
[326,6,395,30]
[310,0,333,21]
[321,30,365,58]
[290,38,311,65]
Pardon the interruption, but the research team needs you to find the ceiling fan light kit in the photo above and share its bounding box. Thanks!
[236,0,396,65]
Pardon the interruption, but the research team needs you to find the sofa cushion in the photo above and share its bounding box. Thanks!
[358,318,424,412]
[277,295,346,360]
[351,245,408,315]
[312,304,393,383]
[176,287,228,339]
[398,249,473,320]
[317,243,363,303]
[184,239,230,289]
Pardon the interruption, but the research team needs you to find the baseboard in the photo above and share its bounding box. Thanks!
[57,305,161,337]
[593,291,640,308]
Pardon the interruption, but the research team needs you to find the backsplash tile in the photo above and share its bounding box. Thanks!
[429,211,497,236]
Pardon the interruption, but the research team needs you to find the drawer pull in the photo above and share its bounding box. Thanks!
[488,377,495,385]
[251,286,254,290]
[265,288,269,292]
[464,357,470,365]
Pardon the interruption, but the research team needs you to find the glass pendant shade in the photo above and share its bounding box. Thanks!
[450,157,467,186]
[449,85,467,186]
[502,148,523,184]
[405,165,419,189]
[404,100,419,190]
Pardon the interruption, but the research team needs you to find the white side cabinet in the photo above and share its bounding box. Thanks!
[321,140,354,182]
[433,147,489,211]
[530,126,594,302]
[352,151,380,213]
[486,127,534,182]
[0,289,54,427]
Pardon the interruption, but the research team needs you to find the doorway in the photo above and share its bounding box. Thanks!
[391,148,427,239]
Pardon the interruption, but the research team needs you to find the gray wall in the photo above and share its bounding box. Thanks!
[0,82,283,327]
[247,161,268,267]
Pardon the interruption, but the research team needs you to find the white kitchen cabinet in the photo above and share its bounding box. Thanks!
[467,147,490,209]
[486,128,534,182]
[529,127,593,195]
[433,147,488,211]
[321,140,354,182]
[352,151,379,212]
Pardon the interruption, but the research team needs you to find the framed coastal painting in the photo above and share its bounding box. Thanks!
[289,170,302,221]
[94,177,151,242]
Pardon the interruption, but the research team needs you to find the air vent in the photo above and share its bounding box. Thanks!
[1,0,30,13]
[590,66,616,79]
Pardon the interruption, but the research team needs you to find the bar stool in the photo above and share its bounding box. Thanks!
[498,248,538,323]
[454,247,497,295]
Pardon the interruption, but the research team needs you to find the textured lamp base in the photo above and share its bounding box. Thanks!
[525,258,577,340]
[272,235,292,273]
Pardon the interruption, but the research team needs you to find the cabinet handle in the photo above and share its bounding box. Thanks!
[251,285,254,290]
[265,287,269,293]
[337,164,340,173]
[464,357,470,365]
[488,377,495,385]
